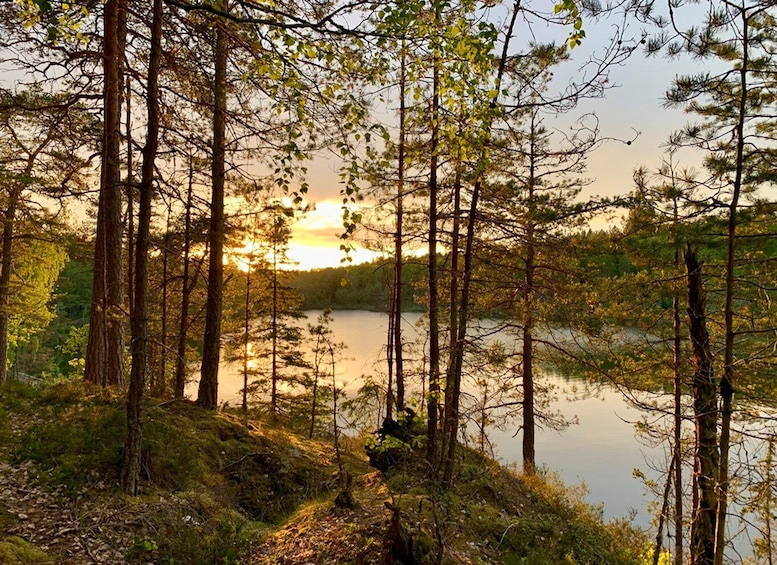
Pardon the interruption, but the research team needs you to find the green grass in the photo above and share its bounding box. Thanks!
[0,536,53,564]
[383,448,648,565]
[0,380,649,565]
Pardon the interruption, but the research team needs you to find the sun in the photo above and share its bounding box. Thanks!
[284,200,384,270]
[285,242,382,271]
[226,199,386,271]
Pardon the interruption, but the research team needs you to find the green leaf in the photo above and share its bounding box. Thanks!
[33,0,52,13]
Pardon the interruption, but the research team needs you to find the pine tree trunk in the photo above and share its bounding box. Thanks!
[242,260,251,426]
[174,161,195,398]
[387,45,408,421]
[126,77,134,322]
[157,226,170,397]
[197,17,228,410]
[441,167,461,486]
[714,11,748,564]
[86,0,127,388]
[394,46,406,411]
[271,238,279,416]
[521,115,539,476]
[122,0,162,495]
[672,205,684,565]
[685,246,718,565]
[426,33,441,472]
[0,188,20,385]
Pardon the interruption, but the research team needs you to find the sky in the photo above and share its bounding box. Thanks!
[285,4,708,270]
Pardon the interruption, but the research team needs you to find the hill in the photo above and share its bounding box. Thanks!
[0,380,649,564]
[292,260,427,312]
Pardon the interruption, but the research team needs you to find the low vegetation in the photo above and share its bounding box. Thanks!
[0,380,649,564]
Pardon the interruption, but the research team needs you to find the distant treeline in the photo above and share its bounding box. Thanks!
[291,258,428,311]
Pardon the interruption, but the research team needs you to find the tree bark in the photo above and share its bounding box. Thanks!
[126,77,134,321]
[714,10,748,564]
[157,224,171,397]
[197,15,228,410]
[271,235,279,416]
[174,159,195,399]
[0,187,21,385]
[521,114,539,476]
[86,0,127,388]
[441,165,461,486]
[685,246,718,565]
[672,199,683,565]
[441,1,519,486]
[425,26,441,472]
[242,257,251,426]
[122,0,162,495]
[387,44,408,422]
[653,454,677,565]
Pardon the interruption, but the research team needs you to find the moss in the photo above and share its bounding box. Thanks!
[0,536,54,564]
[0,504,17,530]
[12,402,125,495]
[0,381,646,565]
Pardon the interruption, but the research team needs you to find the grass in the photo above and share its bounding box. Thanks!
[0,380,341,563]
[0,380,650,564]
[381,449,649,565]
[0,536,53,564]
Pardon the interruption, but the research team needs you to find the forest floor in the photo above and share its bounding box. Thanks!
[0,380,649,564]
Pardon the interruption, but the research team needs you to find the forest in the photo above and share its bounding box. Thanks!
[0,0,775,562]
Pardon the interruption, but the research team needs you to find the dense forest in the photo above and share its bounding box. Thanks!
[0,0,776,562]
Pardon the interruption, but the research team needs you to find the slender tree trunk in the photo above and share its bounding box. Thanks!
[86,0,127,388]
[197,16,228,410]
[764,439,775,565]
[174,160,195,398]
[271,240,279,416]
[309,334,322,439]
[386,290,394,422]
[242,258,251,427]
[158,225,170,397]
[387,44,408,421]
[0,188,21,385]
[479,381,488,454]
[672,289,684,565]
[522,260,536,475]
[441,165,462,486]
[426,28,441,472]
[394,74,406,411]
[442,2,520,486]
[126,77,134,321]
[714,11,748,564]
[122,0,162,495]
[672,200,683,565]
[331,344,343,477]
[686,246,718,565]
[654,454,677,565]
[521,116,538,476]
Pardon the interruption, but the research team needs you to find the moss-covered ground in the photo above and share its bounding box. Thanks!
[0,380,649,564]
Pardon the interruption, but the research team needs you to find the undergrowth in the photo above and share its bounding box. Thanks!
[381,449,648,565]
[0,380,649,564]
[0,380,338,564]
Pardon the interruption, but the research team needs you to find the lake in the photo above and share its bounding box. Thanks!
[195,309,664,530]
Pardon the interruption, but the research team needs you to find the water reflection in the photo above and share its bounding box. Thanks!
[189,309,661,529]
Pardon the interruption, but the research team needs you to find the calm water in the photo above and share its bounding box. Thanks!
[191,309,663,529]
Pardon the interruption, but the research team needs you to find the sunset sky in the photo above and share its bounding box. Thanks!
[281,8,707,270]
